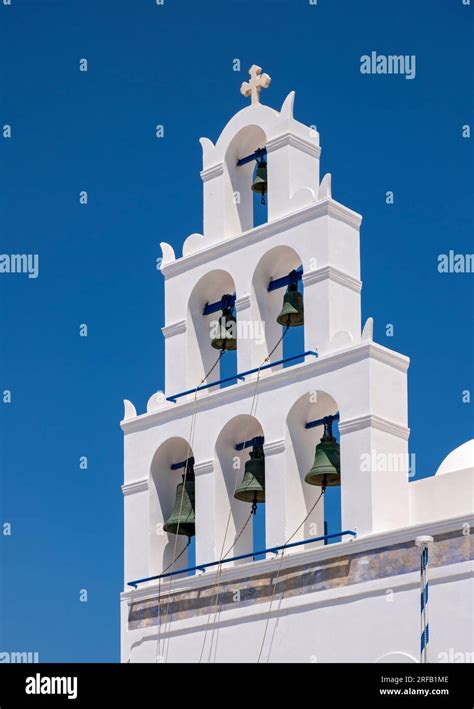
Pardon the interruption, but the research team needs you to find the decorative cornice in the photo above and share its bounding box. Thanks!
[120,513,473,603]
[121,342,410,434]
[235,294,252,312]
[263,439,286,456]
[121,479,149,496]
[193,460,214,477]
[161,320,186,338]
[367,343,410,372]
[266,132,321,159]
[303,266,362,293]
[161,199,362,279]
[200,162,224,182]
[339,414,410,441]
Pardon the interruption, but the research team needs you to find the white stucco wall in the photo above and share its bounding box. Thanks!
[121,518,473,663]
[121,87,473,664]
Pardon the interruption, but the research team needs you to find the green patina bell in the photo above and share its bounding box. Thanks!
[305,419,341,488]
[211,295,237,351]
[234,443,265,505]
[251,158,267,205]
[163,461,196,538]
[276,282,304,327]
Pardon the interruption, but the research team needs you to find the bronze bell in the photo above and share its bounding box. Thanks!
[276,282,304,327]
[251,158,267,205]
[211,295,237,351]
[305,418,341,488]
[163,460,196,538]
[234,442,265,506]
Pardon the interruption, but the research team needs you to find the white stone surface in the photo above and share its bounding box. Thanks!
[121,75,473,663]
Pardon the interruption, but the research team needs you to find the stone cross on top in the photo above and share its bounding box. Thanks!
[240,64,271,105]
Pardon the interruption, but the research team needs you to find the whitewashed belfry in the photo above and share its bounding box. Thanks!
[121,67,473,664]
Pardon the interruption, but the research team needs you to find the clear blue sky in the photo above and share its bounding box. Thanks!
[0,0,472,662]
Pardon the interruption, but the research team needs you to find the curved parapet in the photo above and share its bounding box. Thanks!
[160,242,176,268]
[328,330,354,352]
[146,390,167,413]
[199,137,215,164]
[289,187,316,211]
[319,173,332,200]
[123,399,137,421]
[362,317,374,341]
[280,91,295,121]
[182,232,205,257]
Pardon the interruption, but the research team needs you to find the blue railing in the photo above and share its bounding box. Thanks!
[166,350,318,403]
[127,529,357,588]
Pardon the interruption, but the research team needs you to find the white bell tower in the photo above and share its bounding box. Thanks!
[120,66,473,664]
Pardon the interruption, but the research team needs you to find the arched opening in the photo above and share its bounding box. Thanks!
[215,415,265,564]
[375,652,418,664]
[286,390,340,549]
[187,270,237,392]
[252,245,304,371]
[149,437,196,577]
[224,125,267,234]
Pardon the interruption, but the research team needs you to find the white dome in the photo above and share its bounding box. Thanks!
[435,439,474,476]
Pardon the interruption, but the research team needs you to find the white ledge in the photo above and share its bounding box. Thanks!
[200,162,224,182]
[161,320,186,338]
[121,479,149,496]
[194,460,214,477]
[120,341,410,433]
[120,513,473,602]
[161,198,363,279]
[124,562,472,643]
[339,414,410,440]
[303,266,362,293]
[266,132,321,158]
[235,294,252,312]
[264,439,286,456]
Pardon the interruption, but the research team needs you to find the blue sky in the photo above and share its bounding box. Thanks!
[0,0,472,662]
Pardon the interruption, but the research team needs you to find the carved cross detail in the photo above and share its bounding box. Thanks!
[240,64,271,105]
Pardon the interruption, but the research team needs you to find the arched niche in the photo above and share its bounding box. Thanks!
[214,414,264,563]
[149,437,194,576]
[187,269,236,392]
[285,390,339,548]
[375,652,418,663]
[251,244,303,369]
[224,125,267,236]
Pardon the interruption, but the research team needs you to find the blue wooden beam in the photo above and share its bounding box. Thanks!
[268,267,303,292]
[170,457,194,471]
[305,412,340,429]
[127,529,357,587]
[236,147,266,167]
[166,350,318,403]
[203,293,236,316]
[235,435,264,452]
